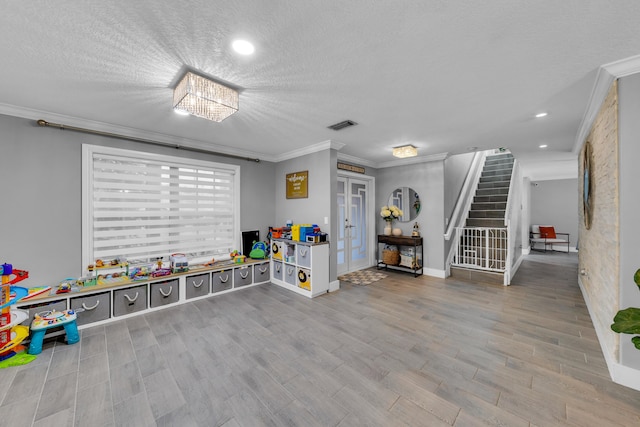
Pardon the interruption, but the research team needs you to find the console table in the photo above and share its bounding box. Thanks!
[377,235,423,277]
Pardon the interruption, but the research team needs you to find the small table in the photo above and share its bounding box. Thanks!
[377,235,423,277]
[28,309,79,355]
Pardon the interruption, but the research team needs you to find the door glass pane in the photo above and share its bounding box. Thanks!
[337,179,346,265]
[350,182,367,261]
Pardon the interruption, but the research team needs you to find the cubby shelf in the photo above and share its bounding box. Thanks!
[15,260,270,330]
[270,239,329,298]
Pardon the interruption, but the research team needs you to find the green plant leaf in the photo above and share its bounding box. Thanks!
[635,269,640,289]
[632,336,640,350]
[611,307,640,334]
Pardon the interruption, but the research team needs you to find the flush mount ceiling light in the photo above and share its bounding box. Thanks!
[539,144,548,148]
[392,145,418,158]
[173,71,239,122]
[535,112,548,118]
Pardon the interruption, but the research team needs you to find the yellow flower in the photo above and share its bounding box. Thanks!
[380,204,402,221]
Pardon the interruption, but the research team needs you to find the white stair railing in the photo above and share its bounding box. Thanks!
[444,150,489,277]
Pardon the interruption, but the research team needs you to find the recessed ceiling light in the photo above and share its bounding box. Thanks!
[173,108,190,116]
[232,40,255,55]
[535,112,548,118]
[539,144,548,148]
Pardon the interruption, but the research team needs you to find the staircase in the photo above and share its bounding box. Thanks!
[451,153,514,284]
[466,153,514,228]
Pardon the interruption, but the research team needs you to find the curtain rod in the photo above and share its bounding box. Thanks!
[36,119,261,163]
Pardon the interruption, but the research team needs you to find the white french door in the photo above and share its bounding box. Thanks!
[337,175,373,276]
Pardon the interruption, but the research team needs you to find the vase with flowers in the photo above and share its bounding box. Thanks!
[380,205,403,235]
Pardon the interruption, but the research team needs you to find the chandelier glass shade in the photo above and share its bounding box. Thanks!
[392,145,418,158]
[173,72,239,122]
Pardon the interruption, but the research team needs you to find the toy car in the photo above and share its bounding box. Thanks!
[151,268,172,278]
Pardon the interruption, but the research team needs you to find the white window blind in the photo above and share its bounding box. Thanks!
[82,145,240,268]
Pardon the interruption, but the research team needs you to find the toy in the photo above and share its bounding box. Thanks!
[234,255,246,264]
[129,266,150,281]
[170,253,189,273]
[56,279,75,294]
[21,286,52,300]
[0,263,32,362]
[151,257,172,277]
[204,258,216,267]
[229,250,240,258]
[249,241,268,259]
[77,276,97,287]
[28,309,79,355]
[151,268,172,278]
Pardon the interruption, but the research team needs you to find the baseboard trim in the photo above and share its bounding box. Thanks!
[329,280,340,292]
[423,267,446,278]
[578,276,640,391]
[507,252,526,285]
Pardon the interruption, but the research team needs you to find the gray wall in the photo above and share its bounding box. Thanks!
[0,114,275,285]
[376,161,446,272]
[274,149,332,229]
[274,149,336,281]
[529,178,578,248]
[618,73,640,367]
[444,152,475,226]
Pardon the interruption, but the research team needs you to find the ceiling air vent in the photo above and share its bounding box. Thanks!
[328,120,358,131]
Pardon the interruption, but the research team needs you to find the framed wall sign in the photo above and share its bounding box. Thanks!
[337,162,365,174]
[286,170,308,199]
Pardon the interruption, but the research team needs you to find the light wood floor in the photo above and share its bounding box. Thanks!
[2,252,640,426]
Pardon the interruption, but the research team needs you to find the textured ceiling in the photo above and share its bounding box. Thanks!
[2,1,640,176]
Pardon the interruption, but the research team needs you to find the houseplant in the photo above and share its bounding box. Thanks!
[611,268,640,349]
[380,205,403,235]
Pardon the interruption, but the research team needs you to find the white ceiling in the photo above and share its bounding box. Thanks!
[2,1,640,177]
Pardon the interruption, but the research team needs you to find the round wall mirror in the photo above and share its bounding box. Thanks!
[388,187,421,222]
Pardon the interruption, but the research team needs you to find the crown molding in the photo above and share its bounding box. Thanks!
[272,139,345,162]
[572,68,615,155]
[521,159,578,181]
[572,54,640,155]
[603,53,640,78]
[0,103,273,162]
[376,152,449,169]
[337,152,377,168]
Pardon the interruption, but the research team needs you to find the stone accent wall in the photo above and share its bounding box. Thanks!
[579,80,619,361]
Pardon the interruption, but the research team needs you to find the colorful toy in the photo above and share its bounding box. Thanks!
[151,268,171,278]
[28,309,79,355]
[170,253,189,273]
[249,241,268,259]
[234,255,246,264]
[129,266,150,281]
[1,263,32,362]
[21,286,52,300]
[56,279,75,294]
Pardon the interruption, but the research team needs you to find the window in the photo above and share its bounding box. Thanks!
[82,145,240,268]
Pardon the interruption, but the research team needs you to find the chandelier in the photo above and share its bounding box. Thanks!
[392,145,418,158]
[173,72,239,122]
